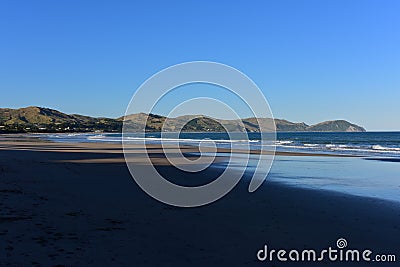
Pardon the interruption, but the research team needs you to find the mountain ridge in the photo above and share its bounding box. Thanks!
[0,106,366,133]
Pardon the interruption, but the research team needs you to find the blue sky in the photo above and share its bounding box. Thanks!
[0,0,399,130]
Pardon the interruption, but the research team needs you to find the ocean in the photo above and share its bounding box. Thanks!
[35,131,400,203]
[38,131,400,158]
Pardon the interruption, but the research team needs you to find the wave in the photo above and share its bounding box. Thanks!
[276,140,294,145]
[38,133,400,157]
[371,145,400,151]
[87,135,106,139]
[304,143,319,147]
[124,136,260,143]
[274,140,400,156]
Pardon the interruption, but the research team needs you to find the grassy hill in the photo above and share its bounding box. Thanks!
[0,107,121,133]
[121,114,365,132]
[0,106,366,133]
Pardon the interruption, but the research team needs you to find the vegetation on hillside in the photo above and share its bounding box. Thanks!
[0,107,366,133]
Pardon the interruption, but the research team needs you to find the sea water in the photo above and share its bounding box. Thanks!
[39,132,400,158]
[36,132,400,203]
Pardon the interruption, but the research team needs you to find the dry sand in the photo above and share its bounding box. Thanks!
[0,140,399,266]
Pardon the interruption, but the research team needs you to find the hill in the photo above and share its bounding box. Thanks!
[305,120,366,132]
[0,106,366,133]
[121,114,365,132]
[0,107,121,133]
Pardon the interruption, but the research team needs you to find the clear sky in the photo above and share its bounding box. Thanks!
[0,0,399,130]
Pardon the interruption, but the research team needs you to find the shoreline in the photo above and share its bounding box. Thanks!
[3,132,399,159]
[0,140,399,266]
[0,135,360,158]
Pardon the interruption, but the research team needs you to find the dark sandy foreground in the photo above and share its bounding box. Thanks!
[0,140,399,266]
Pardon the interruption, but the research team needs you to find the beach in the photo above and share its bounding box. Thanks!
[0,139,399,266]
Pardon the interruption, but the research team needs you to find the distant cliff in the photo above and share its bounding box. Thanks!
[0,106,366,133]
[305,120,366,132]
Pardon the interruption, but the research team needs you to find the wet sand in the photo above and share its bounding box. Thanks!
[0,140,399,266]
